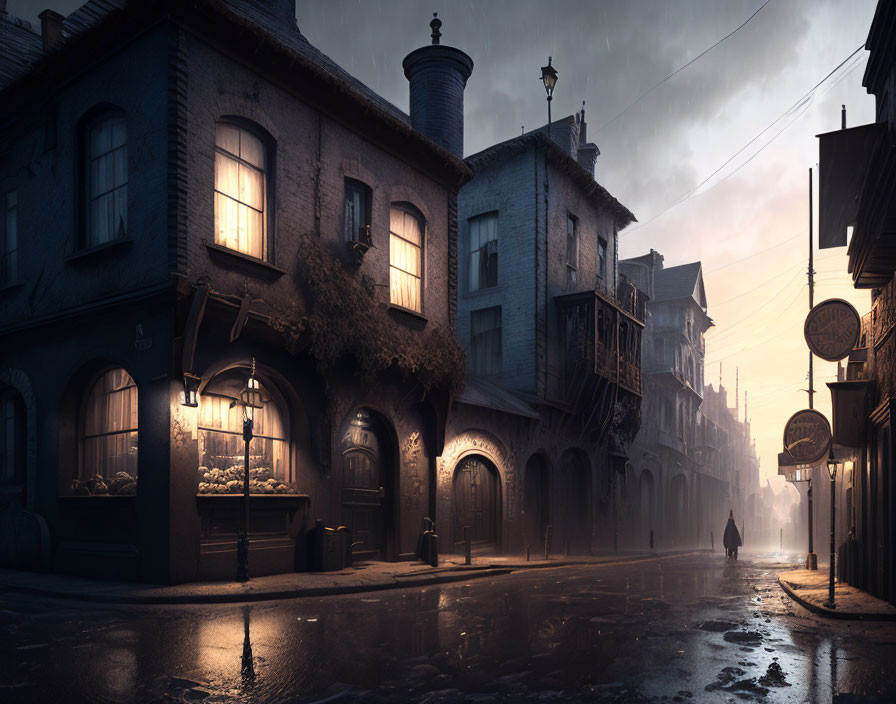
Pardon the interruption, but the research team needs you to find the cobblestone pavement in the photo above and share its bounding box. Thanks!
[2,552,896,703]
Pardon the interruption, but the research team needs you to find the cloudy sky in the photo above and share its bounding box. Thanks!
[10,0,879,493]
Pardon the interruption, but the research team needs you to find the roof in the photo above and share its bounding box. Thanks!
[652,261,705,305]
[0,15,43,89]
[456,378,539,419]
[464,130,636,228]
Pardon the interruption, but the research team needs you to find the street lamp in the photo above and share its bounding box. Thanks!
[235,358,263,582]
[182,372,201,408]
[782,462,817,570]
[825,448,839,608]
[540,56,558,127]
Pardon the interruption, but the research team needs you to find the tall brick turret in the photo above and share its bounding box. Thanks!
[402,13,473,159]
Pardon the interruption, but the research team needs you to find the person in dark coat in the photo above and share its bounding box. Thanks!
[723,510,742,560]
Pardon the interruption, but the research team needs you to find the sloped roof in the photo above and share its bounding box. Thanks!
[457,378,539,419]
[464,130,636,228]
[0,16,43,90]
[3,0,410,125]
[652,261,703,303]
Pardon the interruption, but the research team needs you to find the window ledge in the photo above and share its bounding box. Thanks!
[204,241,286,280]
[388,304,429,326]
[66,237,133,266]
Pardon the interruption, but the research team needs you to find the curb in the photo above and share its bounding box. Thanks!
[778,576,896,621]
[0,550,707,606]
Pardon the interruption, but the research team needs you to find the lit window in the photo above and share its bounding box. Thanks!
[86,115,127,247]
[214,123,266,260]
[2,191,16,285]
[197,372,291,494]
[598,237,607,280]
[566,213,578,289]
[389,205,424,313]
[470,306,502,376]
[469,212,498,291]
[344,179,372,244]
[81,368,138,492]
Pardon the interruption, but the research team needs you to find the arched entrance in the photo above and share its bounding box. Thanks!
[340,409,396,560]
[639,469,655,548]
[452,455,501,552]
[523,454,550,552]
[556,449,591,554]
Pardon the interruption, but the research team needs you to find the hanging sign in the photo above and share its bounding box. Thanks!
[782,409,832,465]
[804,298,861,361]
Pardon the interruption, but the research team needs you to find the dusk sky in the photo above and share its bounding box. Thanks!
[9,0,878,492]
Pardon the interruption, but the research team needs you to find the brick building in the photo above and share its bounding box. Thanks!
[443,111,645,556]
[0,0,470,583]
[815,0,896,604]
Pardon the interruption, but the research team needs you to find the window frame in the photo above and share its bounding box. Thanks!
[79,108,129,250]
[343,178,373,245]
[470,306,503,377]
[389,202,426,314]
[78,367,139,486]
[597,236,607,281]
[213,119,274,263]
[2,190,17,286]
[566,212,578,289]
[468,211,499,292]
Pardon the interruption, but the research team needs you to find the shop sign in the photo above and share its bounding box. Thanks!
[804,298,861,361]
[782,409,832,464]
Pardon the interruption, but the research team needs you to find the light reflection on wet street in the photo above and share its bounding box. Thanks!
[2,553,896,703]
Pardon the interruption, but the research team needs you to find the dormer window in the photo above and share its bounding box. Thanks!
[85,113,127,247]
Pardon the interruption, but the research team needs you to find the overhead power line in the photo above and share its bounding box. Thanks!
[621,44,866,238]
[704,231,804,274]
[595,0,775,133]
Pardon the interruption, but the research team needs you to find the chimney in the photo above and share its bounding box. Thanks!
[402,13,473,159]
[38,9,64,51]
[1,1,7,16]
[575,103,600,176]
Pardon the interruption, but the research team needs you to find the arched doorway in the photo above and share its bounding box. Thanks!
[523,454,550,552]
[340,409,396,560]
[639,469,655,548]
[452,455,501,553]
[556,449,591,554]
[670,474,687,545]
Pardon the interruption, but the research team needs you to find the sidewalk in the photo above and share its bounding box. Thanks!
[0,549,705,605]
[778,568,896,620]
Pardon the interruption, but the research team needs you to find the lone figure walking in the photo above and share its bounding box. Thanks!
[723,510,742,560]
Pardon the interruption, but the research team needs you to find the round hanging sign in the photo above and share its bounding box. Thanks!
[804,298,861,362]
[782,409,831,465]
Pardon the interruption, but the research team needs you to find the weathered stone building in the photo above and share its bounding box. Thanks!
[619,250,758,550]
[444,112,645,556]
[0,0,471,583]
[815,0,896,604]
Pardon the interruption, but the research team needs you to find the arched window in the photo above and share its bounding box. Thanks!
[389,204,424,313]
[80,368,138,494]
[214,122,268,260]
[197,370,291,493]
[85,112,128,247]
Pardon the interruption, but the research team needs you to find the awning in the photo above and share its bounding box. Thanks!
[817,122,886,249]
[456,378,539,419]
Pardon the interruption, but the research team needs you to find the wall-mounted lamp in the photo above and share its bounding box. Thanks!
[182,372,201,408]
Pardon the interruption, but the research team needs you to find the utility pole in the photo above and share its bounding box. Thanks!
[808,167,815,410]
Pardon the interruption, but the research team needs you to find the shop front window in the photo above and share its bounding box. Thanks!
[76,367,138,495]
[197,371,293,494]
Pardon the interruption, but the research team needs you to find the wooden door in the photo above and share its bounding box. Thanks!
[342,448,382,557]
[454,457,499,547]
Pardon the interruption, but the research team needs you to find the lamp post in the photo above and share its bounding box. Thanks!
[236,358,263,582]
[784,465,816,570]
[540,56,558,129]
[825,448,839,608]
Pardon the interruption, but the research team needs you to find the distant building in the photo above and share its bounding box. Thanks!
[444,111,645,555]
[619,250,758,549]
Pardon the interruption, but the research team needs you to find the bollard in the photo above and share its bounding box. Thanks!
[430,531,439,567]
[711,531,714,552]
[464,525,471,565]
[544,524,552,560]
[650,529,654,550]
[526,545,530,562]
